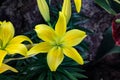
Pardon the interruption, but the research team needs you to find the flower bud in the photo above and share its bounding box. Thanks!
[74,0,82,13]
[112,14,120,46]
[37,0,50,22]
[62,0,71,24]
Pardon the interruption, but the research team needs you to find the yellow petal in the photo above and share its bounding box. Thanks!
[74,0,82,13]
[47,47,64,71]
[9,35,33,44]
[37,0,50,22]
[63,29,87,46]
[63,47,84,65]
[5,44,27,56]
[0,21,15,48]
[0,50,7,66]
[0,39,2,48]
[35,24,56,43]
[27,42,52,56]
[55,12,66,37]
[0,63,18,73]
[0,21,2,24]
[62,0,71,24]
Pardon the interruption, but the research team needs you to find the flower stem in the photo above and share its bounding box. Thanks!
[4,56,32,64]
[115,19,120,23]
[47,22,53,28]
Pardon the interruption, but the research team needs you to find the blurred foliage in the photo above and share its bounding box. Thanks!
[109,0,120,13]
[94,0,120,61]
[95,27,120,61]
[0,0,91,80]
[94,0,120,15]
[95,27,114,60]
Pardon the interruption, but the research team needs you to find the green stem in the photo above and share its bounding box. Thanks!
[115,19,120,23]
[49,0,51,5]
[4,56,32,64]
[47,22,53,28]
[114,0,120,4]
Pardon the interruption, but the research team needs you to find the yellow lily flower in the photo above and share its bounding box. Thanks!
[62,0,71,24]
[27,12,87,71]
[62,0,82,23]
[74,0,82,13]
[0,21,32,72]
[0,63,18,73]
[37,0,50,22]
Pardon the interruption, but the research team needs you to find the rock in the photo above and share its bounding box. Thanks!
[81,0,114,59]
[0,0,44,35]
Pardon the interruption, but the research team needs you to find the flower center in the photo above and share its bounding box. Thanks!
[0,39,8,50]
[54,43,63,47]
[52,37,64,48]
[0,39,3,49]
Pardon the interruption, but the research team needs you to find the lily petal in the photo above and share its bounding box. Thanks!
[47,47,64,71]
[37,0,50,22]
[63,29,87,46]
[0,50,7,66]
[0,21,2,24]
[74,0,82,13]
[9,35,33,44]
[63,47,84,65]
[0,39,2,48]
[27,42,52,56]
[0,63,18,73]
[0,21,15,48]
[35,24,56,43]
[62,0,71,24]
[55,12,66,37]
[5,44,28,56]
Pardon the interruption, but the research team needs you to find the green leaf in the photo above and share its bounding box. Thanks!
[65,67,85,72]
[53,72,62,80]
[109,0,120,13]
[94,0,116,15]
[95,27,115,60]
[95,32,120,60]
[62,75,69,80]
[38,72,46,80]
[58,69,78,80]
[108,45,120,54]
[47,71,53,80]
[71,72,88,79]
[0,75,15,80]
[63,70,78,80]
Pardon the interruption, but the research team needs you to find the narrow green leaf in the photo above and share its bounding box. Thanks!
[47,71,52,80]
[0,75,15,80]
[38,72,46,80]
[95,0,116,15]
[58,69,78,80]
[62,75,69,80]
[95,27,115,60]
[71,72,88,79]
[66,67,85,72]
[53,72,62,80]
[108,46,120,54]
[109,0,120,13]
[114,0,120,4]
